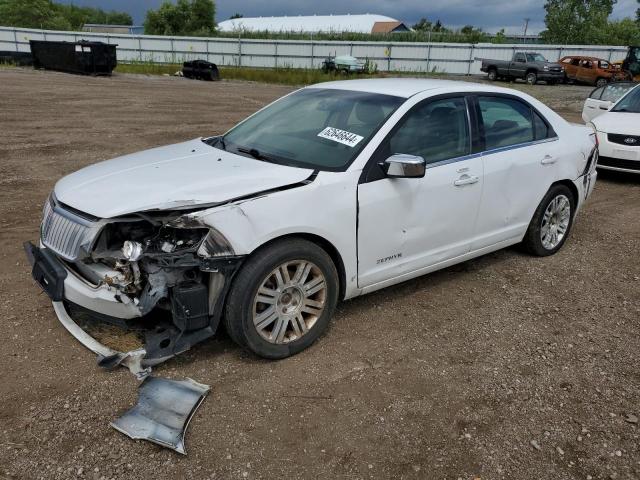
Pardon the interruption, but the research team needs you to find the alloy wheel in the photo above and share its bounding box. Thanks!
[540,194,571,250]
[252,260,327,344]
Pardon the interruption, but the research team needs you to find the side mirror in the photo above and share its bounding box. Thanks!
[380,154,426,178]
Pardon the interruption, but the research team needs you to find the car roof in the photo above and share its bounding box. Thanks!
[306,78,519,99]
[562,55,602,60]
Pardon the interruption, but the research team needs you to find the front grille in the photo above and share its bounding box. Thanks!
[41,199,100,261]
[607,133,640,146]
[597,156,640,171]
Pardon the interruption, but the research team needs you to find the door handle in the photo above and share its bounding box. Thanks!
[599,106,609,110]
[541,155,556,165]
[454,174,479,186]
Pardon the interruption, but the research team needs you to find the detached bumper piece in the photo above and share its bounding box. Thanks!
[53,301,150,379]
[111,377,210,454]
[24,241,67,301]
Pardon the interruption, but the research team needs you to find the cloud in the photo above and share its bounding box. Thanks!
[56,0,638,34]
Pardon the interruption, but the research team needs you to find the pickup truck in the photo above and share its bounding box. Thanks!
[480,52,565,85]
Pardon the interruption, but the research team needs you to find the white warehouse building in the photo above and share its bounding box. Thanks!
[217,14,410,34]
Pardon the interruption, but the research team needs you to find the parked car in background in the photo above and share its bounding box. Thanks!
[585,83,640,173]
[581,81,637,122]
[322,55,366,74]
[24,79,597,370]
[480,52,565,85]
[559,56,625,86]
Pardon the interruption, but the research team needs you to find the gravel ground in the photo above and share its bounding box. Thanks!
[0,68,639,480]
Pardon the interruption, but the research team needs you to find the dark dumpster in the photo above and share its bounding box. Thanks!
[29,40,117,76]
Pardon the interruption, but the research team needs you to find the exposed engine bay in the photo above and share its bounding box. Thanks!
[26,195,244,373]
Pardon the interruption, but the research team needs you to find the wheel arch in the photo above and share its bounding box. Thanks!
[551,179,579,207]
[247,233,347,301]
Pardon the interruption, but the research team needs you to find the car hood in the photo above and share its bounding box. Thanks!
[54,138,314,218]
[592,112,640,136]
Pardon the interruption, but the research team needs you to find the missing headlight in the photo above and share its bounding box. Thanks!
[197,228,234,257]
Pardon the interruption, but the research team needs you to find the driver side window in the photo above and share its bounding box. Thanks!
[387,97,471,165]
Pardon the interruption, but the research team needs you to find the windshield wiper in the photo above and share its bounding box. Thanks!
[217,136,227,150]
[236,146,278,163]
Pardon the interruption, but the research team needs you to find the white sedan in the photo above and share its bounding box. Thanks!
[25,79,597,372]
[583,82,640,174]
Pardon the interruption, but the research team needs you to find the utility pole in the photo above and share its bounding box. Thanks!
[523,18,530,44]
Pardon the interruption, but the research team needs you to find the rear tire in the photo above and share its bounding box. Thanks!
[224,238,339,359]
[522,184,576,257]
[487,68,498,81]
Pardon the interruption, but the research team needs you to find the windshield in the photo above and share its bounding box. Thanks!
[219,88,404,171]
[526,53,547,62]
[611,85,640,113]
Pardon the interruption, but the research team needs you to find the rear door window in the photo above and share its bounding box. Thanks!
[601,83,636,103]
[478,97,534,150]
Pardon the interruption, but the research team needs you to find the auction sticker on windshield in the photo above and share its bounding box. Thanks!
[317,127,364,147]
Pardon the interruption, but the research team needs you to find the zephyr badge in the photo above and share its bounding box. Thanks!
[624,137,637,144]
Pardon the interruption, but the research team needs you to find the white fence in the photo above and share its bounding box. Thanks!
[0,26,629,75]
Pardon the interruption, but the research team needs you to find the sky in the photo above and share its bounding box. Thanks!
[58,0,638,34]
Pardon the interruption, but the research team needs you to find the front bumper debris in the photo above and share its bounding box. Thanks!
[111,376,210,454]
[52,301,151,379]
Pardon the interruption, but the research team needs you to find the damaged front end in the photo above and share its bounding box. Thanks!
[24,194,243,377]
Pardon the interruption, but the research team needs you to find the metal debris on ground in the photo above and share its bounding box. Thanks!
[111,377,210,454]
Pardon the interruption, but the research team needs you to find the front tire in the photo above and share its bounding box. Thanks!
[522,184,575,256]
[224,238,339,359]
[595,77,608,87]
[525,71,538,85]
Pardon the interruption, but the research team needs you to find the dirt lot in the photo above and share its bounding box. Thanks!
[1,68,639,480]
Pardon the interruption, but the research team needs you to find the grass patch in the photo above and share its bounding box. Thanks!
[220,66,377,85]
[114,62,179,76]
[114,62,448,86]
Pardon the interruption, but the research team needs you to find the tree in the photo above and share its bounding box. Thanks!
[144,0,215,36]
[636,0,639,23]
[541,0,616,44]
[601,17,640,44]
[492,28,507,44]
[54,4,133,28]
[412,17,432,31]
[0,0,71,29]
[0,0,132,30]
[433,20,445,32]
[229,13,243,19]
